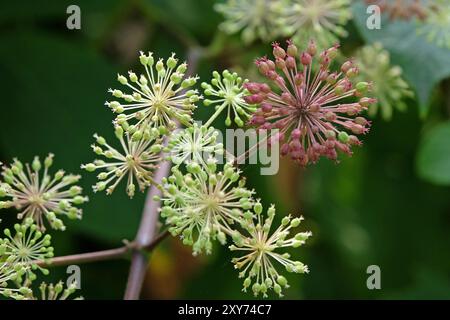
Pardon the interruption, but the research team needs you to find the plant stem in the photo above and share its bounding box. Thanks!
[123,161,171,300]
[40,246,129,268]
[35,230,170,268]
[123,47,203,300]
[204,102,228,128]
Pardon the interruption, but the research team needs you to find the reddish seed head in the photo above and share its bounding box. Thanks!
[244,93,266,104]
[355,117,368,126]
[286,56,296,69]
[276,57,286,70]
[318,70,329,81]
[266,70,278,80]
[341,61,353,73]
[251,115,266,125]
[309,103,320,112]
[247,41,373,166]
[281,92,295,105]
[307,40,317,56]
[259,83,271,93]
[325,111,337,121]
[244,82,260,94]
[359,97,376,107]
[350,124,365,134]
[266,59,276,70]
[272,42,286,59]
[291,129,301,140]
[326,73,338,85]
[261,103,272,113]
[275,76,285,88]
[349,135,361,145]
[255,58,269,74]
[295,73,303,86]
[347,67,359,78]
[281,143,289,156]
[301,52,312,65]
[287,40,298,57]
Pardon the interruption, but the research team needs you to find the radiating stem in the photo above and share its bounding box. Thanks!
[204,102,228,128]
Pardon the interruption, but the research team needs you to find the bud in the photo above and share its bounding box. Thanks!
[272,42,286,59]
[301,52,312,65]
[307,40,317,56]
[287,40,298,57]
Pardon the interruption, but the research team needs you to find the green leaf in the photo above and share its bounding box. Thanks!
[0,31,144,243]
[416,121,450,185]
[352,2,450,117]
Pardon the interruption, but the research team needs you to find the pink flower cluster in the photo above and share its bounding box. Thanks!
[246,40,375,166]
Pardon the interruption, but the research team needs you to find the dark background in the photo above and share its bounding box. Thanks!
[0,0,449,299]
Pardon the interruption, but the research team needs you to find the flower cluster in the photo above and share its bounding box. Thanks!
[0,154,87,231]
[355,43,414,120]
[214,0,284,44]
[82,127,163,198]
[0,34,382,299]
[0,218,53,282]
[106,52,200,133]
[279,0,352,49]
[230,204,311,297]
[416,0,450,49]
[216,0,352,49]
[159,161,255,256]
[165,123,224,168]
[247,40,374,166]
[0,256,28,299]
[202,70,257,127]
[0,154,83,299]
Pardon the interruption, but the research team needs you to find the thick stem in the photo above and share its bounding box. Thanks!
[123,161,171,300]
[123,47,202,300]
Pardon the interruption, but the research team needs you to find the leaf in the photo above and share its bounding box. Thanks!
[352,2,450,117]
[416,121,450,185]
[0,31,145,243]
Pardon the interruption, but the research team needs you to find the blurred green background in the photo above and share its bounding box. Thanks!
[1,0,450,299]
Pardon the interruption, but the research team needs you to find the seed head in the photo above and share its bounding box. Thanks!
[82,128,163,198]
[230,204,311,298]
[279,0,352,50]
[165,123,224,168]
[0,154,86,231]
[416,0,450,49]
[160,162,255,256]
[0,218,53,282]
[202,70,257,127]
[215,0,284,44]
[248,40,374,166]
[355,43,414,120]
[0,255,29,299]
[106,52,200,133]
